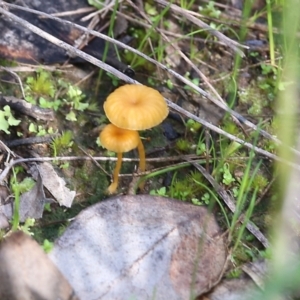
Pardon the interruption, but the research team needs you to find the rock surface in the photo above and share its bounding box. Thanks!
[49,195,226,300]
[0,231,78,300]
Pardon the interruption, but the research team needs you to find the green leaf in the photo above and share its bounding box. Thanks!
[18,177,35,193]
[222,163,235,185]
[0,106,21,134]
[87,0,104,9]
[75,102,89,111]
[7,113,21,126]
[20,218,35,236]
[66,111,77,121]
[39,97,62,111]
[36,126,47,136]
[27,70,55,97]
[28,123,37,133]
[0,111,10,134]
[67,85,82,99]
[42,239,54,253]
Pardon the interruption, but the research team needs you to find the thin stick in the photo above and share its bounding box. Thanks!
[0,154,202,183]
[81,0,124,22]
[0,66,26,99]
[45,7,95,18]
[77,145,110,176]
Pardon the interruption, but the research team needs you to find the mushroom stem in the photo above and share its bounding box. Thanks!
[108,152,123,194]
[137,136,146,190]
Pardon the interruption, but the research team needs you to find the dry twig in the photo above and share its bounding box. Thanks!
[0,154,202,183]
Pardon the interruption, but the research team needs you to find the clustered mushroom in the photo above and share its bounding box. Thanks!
[99,84,168,194]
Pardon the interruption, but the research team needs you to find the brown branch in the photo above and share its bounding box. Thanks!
[0,96,54,121]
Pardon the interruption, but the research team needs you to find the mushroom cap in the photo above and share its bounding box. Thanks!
[99,124,140,153]
[104,84,168,130]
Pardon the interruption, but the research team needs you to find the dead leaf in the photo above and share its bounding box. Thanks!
[0,231,79,300]
[0,212,9,229]
[19,167,53,222]
[30,163,76,207]
[0,203,13,229]
[49,195,226,300]
[241,259,268,289]
[0,167,53,225]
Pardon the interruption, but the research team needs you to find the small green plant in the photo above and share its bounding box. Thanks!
[171,179,193,201]
[238,84,270,116]
[20,218,35,236]
[191,198,203,205]
[145,2,159,20]
[186,119,201,133]
[28,123,55,136]
[10,166,22,231]
[227,268,242,279]
[26,69,55,97]
[25,71,90,123]
[18,177,35,193]
[175,138,191,152]
[39,97,62,111]
[196,142,206,155]
[44,203,52,212]
[200,192,211,205]
[64,85,89,121]
[10,168,37,233]
[106,73,120,87]
[183,72,200,94]
[50,131,73,157]
[198,1,222,18]
[252,173,269,192]
[0,105,21,134]
[165,79,174,90]
[149,186,168,197]
[221,163,236,186]
[42,239,54,253]
[87,0,104,9]
[149,170,207,205]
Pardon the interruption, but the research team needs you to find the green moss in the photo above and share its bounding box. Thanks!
[143,126,167,149]
[51,131,73,156]
[74,163,108,200]
[175,138,191,152]
[26,69,55,97]
[252,173,269,192]
[238,83,270,116]
[226,268,243,279]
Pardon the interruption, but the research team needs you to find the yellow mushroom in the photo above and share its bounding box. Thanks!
[103,84,168,176]
[99,123,141,194]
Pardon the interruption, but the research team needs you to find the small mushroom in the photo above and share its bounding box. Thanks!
[104,84,169,130]
[99,123,143,194]
[103,84,168,176]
